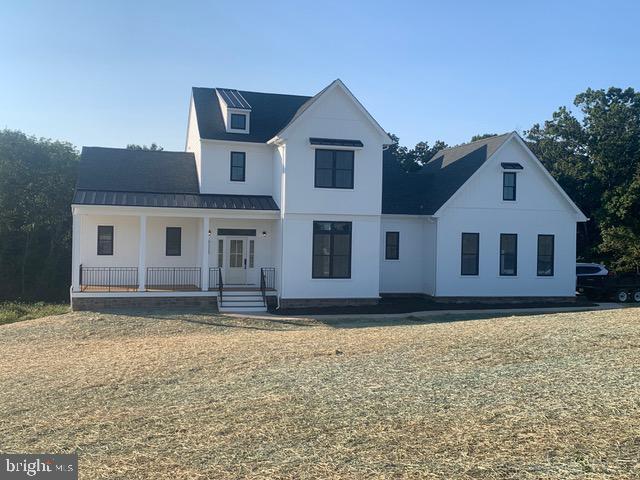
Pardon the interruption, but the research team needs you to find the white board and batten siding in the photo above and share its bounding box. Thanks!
[277,83,388,300]
[380,136,583,298]
[434,137,580,297]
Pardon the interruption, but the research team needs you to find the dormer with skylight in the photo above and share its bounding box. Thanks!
[216,88,251,134]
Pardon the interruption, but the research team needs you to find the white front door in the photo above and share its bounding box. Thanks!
[226,238,247,284]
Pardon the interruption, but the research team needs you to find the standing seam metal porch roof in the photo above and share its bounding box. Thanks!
[74,147,279,211]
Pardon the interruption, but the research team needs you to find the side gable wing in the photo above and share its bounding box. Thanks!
[433,133,588,221]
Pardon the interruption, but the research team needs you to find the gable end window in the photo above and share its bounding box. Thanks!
[312,221,352,278]
[166,227,182,256]
[314,149,354,189]
[230,152,246,182]
[230,113,247,130]
[385,232,400,260]
[500,233,518,276]
[461,233,479,275]
[503,172,517,201]
[537,234,555,276]
[97,226,114,255]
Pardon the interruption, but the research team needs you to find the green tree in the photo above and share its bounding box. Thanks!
[470,133,498,142]
[0,130,78,300]
[526,87,640,272]
[126,143,164,151]
[387,133,448,172]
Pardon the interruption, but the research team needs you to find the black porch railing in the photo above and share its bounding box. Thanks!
[261,267,276,290]
[146,267,201,290]
[79,265,138,292]
[209,267,224,304]
[209,267,223,289]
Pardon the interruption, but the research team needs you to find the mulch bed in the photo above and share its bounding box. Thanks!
[273,296,597,316]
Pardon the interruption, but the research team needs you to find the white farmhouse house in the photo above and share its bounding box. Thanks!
[71,80,587,311]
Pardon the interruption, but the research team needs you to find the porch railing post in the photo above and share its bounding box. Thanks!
[201,217,209,291]
[138,215,147,291]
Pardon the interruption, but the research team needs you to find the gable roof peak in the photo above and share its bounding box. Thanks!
[269,78,393,144]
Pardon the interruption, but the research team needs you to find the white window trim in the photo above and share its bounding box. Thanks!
[226,108,250,134]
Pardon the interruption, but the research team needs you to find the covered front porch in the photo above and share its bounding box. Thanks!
[71,205,281,298]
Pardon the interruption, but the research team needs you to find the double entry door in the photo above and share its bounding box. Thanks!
[224,237,255,285]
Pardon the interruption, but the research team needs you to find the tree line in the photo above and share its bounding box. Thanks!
[0,86,638,301]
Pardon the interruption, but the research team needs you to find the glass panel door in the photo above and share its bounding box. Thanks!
[226,238,246,284]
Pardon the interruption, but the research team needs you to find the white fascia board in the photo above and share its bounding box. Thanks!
[72,204,280,219]
[511,134,589,222]
[184,93,196,151]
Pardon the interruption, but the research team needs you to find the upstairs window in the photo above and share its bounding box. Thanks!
[97,226,114,255]
[503,172,517,201]
[315,149,354,189]
[312,221,352,278]
[166,227,182,256]
[385,232,399,260]
[230,113,247,130]
[461,232,479,275]
[230,152,246,182]
[537,234,555,276]
[500,233,518,276]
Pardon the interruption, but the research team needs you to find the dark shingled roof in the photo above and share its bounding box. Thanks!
[74,147,279,211]
[77,147,199,194]
[192,87,311,143]
[383,133,512,215]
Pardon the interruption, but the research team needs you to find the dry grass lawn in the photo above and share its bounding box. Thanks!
[1,308,639,479]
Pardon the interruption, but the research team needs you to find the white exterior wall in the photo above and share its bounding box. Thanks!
[199,140,274,196]
[280,86,384,216]
[422,220,437,295]
[145,217,199,267]
[79,215,140,267]
[280,214,380,300]
[185,98,202,183]
[79,215,199,268]
[276,85,387,300]
[379,216,438,295]
[434,138,578,297]
[380,216,425,294]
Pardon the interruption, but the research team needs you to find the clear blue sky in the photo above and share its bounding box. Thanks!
[1,0,638,151]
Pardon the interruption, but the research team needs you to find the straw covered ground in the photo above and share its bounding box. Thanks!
[0,308,639,479]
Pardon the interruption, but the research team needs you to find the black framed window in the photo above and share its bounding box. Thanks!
[230,113,246,130]
[166,227,182,256]
[312,221,352,278]
[461,233,479,275]
[314,149,354,189]
[97,226,113,256]
[503,172,517,201]
[385,232,400,260]
[230,152,246,181]
[500,234,518,276]
[537,234,555,276]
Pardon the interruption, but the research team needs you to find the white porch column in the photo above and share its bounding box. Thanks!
[71,212,81,291]
[201,217,210,291]
[138,215,147,291]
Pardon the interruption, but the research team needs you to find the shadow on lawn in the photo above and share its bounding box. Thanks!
[97,306,561,332]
